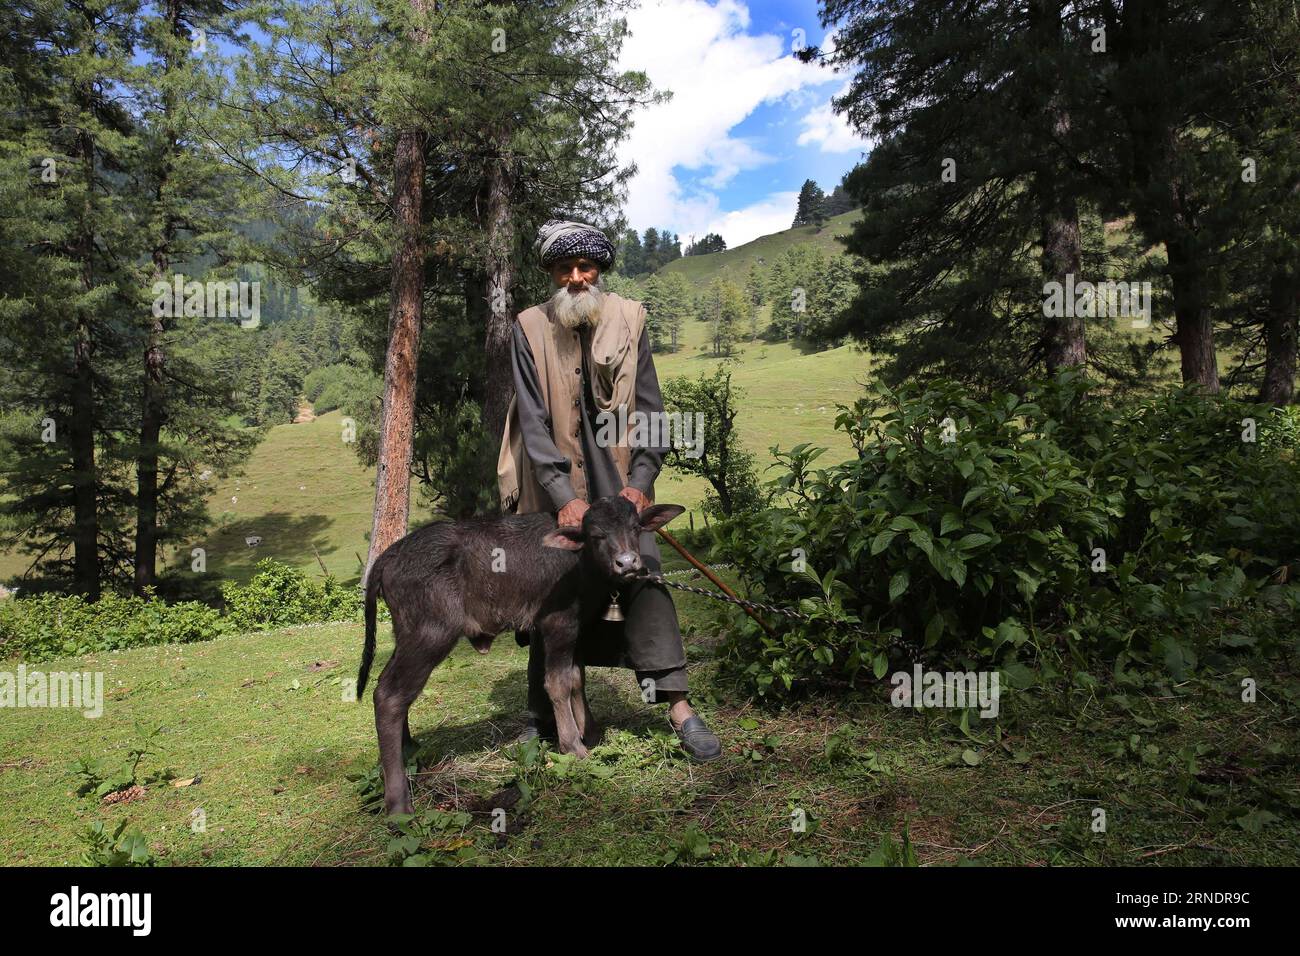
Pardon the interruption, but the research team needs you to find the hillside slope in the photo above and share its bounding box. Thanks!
[176,409,388,587]
[660,209,862,286]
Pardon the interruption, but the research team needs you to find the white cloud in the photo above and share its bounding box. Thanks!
[796,81,873,154]
[702,191,801,250]
[615,0,843,247]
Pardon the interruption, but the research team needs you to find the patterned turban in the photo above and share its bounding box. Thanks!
[535,219,616,272]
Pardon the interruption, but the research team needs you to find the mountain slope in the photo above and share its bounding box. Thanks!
[660,209,862,286]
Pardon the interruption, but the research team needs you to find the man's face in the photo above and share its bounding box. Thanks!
[550,257,600,291]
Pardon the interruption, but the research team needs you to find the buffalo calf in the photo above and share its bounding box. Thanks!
[357,496,684,816]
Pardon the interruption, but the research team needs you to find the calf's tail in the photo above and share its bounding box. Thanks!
[357,556,384,698]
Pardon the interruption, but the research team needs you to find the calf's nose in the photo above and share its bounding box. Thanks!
[613,551,642,576]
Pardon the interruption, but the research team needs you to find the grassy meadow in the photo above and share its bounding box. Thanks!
[4,602,1295,866]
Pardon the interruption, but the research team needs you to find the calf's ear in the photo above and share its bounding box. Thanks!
[639,504,685,533]
[543,526,585,550]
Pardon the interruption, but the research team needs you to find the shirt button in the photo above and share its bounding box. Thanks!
[573,398,579,407]
[576,461,584,470]
[575,368,581,375]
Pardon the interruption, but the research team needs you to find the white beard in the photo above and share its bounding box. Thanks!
[551,281,605,330]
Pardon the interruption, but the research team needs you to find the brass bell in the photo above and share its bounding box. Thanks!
[602,592,625,622]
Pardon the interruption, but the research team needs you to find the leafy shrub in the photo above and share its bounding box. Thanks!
[303,362,377,414]
[662,364,769,519]
[0,590,228,662]
[70,724,174,800]
[385,809,480,866]
[79,820,158,867]
[1,559,364,662]
[713,370,1300,696]
[220,559,362,631]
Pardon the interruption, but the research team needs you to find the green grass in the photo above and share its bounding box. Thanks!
[2,593,1295,866]
[172,409,398,589]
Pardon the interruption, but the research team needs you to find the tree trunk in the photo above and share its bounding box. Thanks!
[481,124,518,459]
[71,125,100,601]
[1166,232,1219,391]
[1260,267,1299,405]
[1114,2,1219,391]
[1030,2,1086,372]
[363,125,426,587]
[1040,190,1085,371]
[134,285,166,596]
[134,0,180,596]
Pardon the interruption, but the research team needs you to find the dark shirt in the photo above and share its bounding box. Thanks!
[511,318,669,511]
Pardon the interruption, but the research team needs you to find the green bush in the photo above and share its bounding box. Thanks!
[0,590,228,662]
[220,558,362,631]
[303,362,376,414]
[713,370,1300,697]
[1,560,364,662]
[79,820,158,867]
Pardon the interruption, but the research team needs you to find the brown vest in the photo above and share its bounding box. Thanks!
[497,292,646,514]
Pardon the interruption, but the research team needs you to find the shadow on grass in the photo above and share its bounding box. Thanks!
[398,663,664,760]
[192,511,342,585]
[347,642,674,771]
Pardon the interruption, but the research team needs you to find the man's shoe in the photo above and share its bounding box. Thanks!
[672,715,723,762]
[515,717,556,744]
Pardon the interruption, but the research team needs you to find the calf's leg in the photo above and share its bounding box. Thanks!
[537,617,588,759]
[374,624,455,816]
[572,664,601,748]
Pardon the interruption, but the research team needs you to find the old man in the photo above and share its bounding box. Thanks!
[497,219,722,761]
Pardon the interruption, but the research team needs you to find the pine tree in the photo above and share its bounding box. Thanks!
[823,182,858,216]
[685,232,726,256]
[745,263,766,309]
[792,179,826,228]
[618,228,644,276]
[707,279,745,356]
[640,274,666,349]
[129,0,253,594]
[0,0,143,597]
[817,0,1107,390]
[659,272,689,351]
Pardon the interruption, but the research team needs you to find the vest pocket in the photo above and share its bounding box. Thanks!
[592,325,630,399]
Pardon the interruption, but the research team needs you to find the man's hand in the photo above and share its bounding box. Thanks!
[557,497,589,529]
[620,486,651,514]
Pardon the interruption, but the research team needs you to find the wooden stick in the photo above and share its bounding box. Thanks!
[656,528,778,638]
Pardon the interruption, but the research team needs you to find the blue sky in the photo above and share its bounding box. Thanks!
[615,0,872,249]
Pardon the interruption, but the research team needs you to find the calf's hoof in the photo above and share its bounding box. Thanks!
[582,723,604,748]
[384,803,416,827]
[560,740,590,759]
